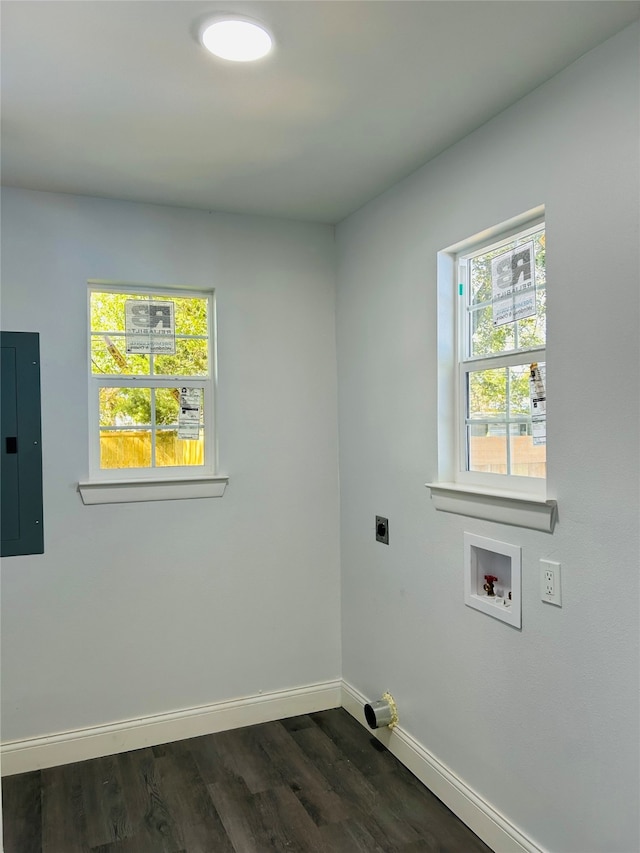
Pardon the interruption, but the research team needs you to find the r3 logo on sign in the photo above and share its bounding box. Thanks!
[127,302,173,329]
[492,245,533,293]
[125,300,176,354]
[491,242,536,327]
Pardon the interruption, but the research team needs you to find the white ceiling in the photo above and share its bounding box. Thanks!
[2,1,638,223]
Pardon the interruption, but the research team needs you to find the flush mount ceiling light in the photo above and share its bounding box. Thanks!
[198,16,273,62]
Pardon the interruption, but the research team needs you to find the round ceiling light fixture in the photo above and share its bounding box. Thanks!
[198,16,273,62]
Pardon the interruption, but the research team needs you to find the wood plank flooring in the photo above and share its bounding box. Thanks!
[2,708,492,853]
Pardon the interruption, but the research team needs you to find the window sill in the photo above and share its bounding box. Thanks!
[425,482,557,532]
[78,475,229,505]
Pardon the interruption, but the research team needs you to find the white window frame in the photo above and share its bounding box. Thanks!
[428,207,557,531]
[78,280,228,505]
[457,218,546,496]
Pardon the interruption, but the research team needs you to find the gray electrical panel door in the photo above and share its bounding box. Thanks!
[1,331,44,556]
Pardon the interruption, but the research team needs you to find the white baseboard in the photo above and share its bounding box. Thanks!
[341,681,545,853]
[1,679,342,777]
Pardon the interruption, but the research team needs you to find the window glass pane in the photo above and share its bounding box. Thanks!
[509,365,531,415]
[155,388,204,425]
[468,426,506,474]
[91,292,145,333]
[91,335,150,376]
[469,228,544,306]
[469,254,493,305]
[468,368,507,419]
[99,387,151,426]
[155,388,179,424]
[169,296,208,337]
[470,307,515,358]
[156,430,204,467]
[154,339,208,376]
[517,290,546,349]
[533,231,546,286]
[470,247,506,308]
[511,431,546,478]
[100,430,151,469]
[466,227,545,358]
[91,291,209,344]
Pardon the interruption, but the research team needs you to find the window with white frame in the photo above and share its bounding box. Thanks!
[456,217,546,492]
[87,283,215,481]
[431,209,555,528]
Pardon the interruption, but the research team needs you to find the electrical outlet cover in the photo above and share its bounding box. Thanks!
[541,559,562,606]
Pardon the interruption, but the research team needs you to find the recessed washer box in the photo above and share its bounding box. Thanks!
[464,533,521,628]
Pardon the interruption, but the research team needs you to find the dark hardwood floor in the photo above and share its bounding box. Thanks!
[2,708,492,852]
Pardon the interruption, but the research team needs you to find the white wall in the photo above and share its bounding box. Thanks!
[336,23,639,853]
[0,190,341,740]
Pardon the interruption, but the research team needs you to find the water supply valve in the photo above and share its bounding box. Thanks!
[483,575,498,596]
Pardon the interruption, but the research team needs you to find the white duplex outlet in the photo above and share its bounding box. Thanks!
[541,559,562,606]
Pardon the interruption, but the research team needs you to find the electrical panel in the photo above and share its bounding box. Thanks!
[1,332,44,557]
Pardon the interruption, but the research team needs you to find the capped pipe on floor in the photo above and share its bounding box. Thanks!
[364,692,398,730]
